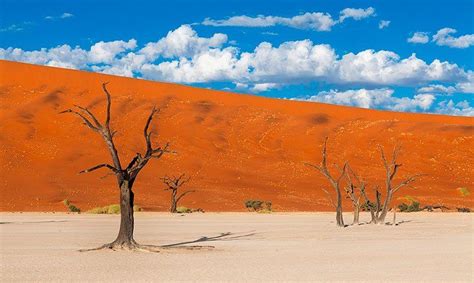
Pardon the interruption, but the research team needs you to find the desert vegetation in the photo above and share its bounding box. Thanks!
[63,199,81,213]
[245,200,272,213]
[307,137,422,227]
[86,204,142,214]
[61,82,171,251]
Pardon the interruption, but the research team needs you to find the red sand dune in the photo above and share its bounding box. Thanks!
[0,60,473,212]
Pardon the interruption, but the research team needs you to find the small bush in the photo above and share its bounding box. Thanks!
[63,199,81,213]
[133,205,142,212]
[245,200,263,211]
[68,205,81,213]
[245,199,272,212]
[361,201,375,212]
[176,206,192,213]
[87,204,141,214]
[456,207,471,213]
[398,201,421,212]
[106,204,120,214]
[457,187,470,197]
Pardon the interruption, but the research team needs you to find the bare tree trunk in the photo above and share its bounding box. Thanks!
[375,190,382,222]
[392,207,397,226]
[114,180,135,246]
[377,192,392,224]
[353,204,360,225]
[170,189,177,213]
[335,188,345,227]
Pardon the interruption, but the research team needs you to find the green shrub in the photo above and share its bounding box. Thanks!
[398,201,421,212]
[106,204,120,214]
[63,199,81,213]
[176,206,192,213]
[87,204,143,214]
[245,200,272,212]
[86,204,116,214]
[457,187,470,197]
[68,204,81,213]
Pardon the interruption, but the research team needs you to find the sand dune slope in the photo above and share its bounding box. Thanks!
[0,60,472,211]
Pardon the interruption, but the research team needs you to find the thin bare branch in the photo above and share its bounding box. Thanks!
[144,107,160,154]
[60,109,100,132]
[102,82,112,129]
[73,104,102,129]
[79,163,118,174]
[176,190,195,202]
[393,174,423,193]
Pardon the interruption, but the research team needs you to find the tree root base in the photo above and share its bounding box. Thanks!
[79,240,214,253]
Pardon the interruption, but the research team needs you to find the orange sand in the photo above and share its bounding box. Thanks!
[0,60,473,212]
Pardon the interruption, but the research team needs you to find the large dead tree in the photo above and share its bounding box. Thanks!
[162,174,195,213]
[306,137,347,227]
[61,82,171,251]
[375,145,421,224]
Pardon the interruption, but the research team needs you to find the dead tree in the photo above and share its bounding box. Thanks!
[162,174,195,213]
[342,164,363,225]
[306,137,347,227]
[376,145,421,224]
[61,82,172,251]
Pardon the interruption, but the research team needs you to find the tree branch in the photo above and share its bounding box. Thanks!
[176,190,195,203]
[79,163,118,174]
[59,109,100,132]
[102,82,112,130]
[393,174,423,193]
[73,104,102,129]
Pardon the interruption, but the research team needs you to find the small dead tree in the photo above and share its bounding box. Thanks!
[61,82,172,251]
[162,174,195,213]
[306,137,347,227]
[376,145,421,224]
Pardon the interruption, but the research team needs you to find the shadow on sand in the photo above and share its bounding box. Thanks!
[160,231,257,248]
[0,220,68,225]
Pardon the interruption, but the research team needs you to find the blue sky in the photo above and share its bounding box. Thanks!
[1,0,473,116]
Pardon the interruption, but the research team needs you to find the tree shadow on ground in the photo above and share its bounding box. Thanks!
[351,220,413,226]
[79,231,257,253]
[0,220,68,225]
[160,231,257,248]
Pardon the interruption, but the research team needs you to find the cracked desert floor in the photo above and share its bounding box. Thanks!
[1,212,472,282]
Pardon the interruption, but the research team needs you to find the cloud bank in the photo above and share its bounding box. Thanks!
[1,24,472,116]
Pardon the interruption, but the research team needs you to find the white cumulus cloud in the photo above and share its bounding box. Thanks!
[89,39,137,64]
[139,24,228,60]
[408,32,430,44]
[298,88,434,111]
[338,7,375,22]
[432,28,474,48]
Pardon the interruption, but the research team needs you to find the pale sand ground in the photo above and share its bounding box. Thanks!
[0,212,472,282]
